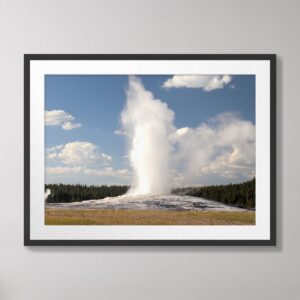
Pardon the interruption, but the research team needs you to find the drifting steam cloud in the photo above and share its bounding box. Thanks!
[121,76,175,195]
[120,75,255,196]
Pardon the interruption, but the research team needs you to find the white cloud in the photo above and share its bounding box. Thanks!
[163,75,232,91]
[176,127,190,137]
[45,142,125,185]
[172,112,255,185]
[47,141,113,166]
[62,121,82,130]
[45,110,82,130]
[46,166,131,185]
[114,129,126,135]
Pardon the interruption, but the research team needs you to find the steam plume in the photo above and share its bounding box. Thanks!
[44,189,51,202]
[121,76,174,195]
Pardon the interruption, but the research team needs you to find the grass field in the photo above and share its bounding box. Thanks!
[45,209,255,225]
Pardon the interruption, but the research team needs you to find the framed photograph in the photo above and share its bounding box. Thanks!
[24,54,276,246]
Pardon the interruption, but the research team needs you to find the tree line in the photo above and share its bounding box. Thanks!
[45,178,255,209]
[45,184,129,203]
[172,178,255,209]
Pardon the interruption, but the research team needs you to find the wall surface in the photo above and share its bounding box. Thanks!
[0,0,299,299]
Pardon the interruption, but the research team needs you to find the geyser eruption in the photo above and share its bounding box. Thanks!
[121,76,175,195]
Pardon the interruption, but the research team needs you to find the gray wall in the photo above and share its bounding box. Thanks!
[0,0,298,299]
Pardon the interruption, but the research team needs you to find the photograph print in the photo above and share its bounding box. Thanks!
[24,55,275,245]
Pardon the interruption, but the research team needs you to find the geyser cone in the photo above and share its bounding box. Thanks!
[121,76,175,195]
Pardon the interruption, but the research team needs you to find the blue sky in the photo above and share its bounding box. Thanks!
[45,74,255,186]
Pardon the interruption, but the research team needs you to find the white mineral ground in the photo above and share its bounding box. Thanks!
[46,194,250,212]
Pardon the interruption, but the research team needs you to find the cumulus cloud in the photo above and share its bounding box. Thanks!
[46,142,131,185]
[46,165,131,185]
[172,112,255,186]
[45,110,82,130]
[62,121,82,130]
[46,166,130,178]
[163,75,232,91]
[47,141,113,166]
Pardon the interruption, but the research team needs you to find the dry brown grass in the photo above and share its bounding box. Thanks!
[45,209,255,225]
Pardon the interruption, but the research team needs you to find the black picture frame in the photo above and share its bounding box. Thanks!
[24,54,276,246]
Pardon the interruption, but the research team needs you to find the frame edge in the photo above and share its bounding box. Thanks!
[24,54,277,246]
